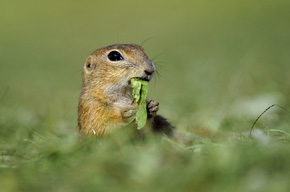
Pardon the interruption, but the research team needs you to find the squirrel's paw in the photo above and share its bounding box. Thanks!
[121,105,137,123]
[147,100,159,118]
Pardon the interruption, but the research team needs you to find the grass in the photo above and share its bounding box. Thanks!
[1,125,290,192]
[1,0,290,191]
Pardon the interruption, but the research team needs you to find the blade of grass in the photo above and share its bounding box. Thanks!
[249,104,290,138]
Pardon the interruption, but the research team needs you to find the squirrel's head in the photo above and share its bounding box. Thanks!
[83,44,156,89]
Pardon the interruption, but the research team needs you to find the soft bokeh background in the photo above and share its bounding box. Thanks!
[1,0,290,191]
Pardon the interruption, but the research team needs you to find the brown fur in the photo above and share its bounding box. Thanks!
[78,44,158,137]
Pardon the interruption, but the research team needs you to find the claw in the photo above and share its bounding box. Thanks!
[122,105,137,123]
[147,100,159,118]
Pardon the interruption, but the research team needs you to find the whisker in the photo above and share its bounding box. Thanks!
[140,37,155,47]
[151,52,164,62]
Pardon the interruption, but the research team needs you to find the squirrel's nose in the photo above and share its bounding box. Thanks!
[143,68,155,81]
[142,61,155,81]
[144,69,154,76]
[144,61,156,75]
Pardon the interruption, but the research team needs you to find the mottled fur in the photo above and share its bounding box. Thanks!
[78,44,173,137]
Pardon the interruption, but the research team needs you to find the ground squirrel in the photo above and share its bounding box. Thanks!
[78,44,173,137]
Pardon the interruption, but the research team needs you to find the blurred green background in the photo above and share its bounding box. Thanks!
[1,0,290,191]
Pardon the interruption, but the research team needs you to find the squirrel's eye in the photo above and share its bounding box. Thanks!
[108,51,123,61]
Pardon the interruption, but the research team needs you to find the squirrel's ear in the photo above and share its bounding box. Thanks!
[84,56,94,73]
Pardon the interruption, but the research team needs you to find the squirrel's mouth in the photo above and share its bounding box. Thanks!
[134,77,150,82]
[129,76,152,85]
[129,69,154,84]
[128,77,148,85]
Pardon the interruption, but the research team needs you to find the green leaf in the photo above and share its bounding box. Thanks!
[131,78,148,129]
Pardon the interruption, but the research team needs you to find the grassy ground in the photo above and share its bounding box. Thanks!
[1,0,290,191]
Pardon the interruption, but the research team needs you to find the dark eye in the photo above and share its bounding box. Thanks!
[108,51,123,61]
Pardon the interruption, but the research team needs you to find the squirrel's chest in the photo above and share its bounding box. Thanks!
[105,83,133,108]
